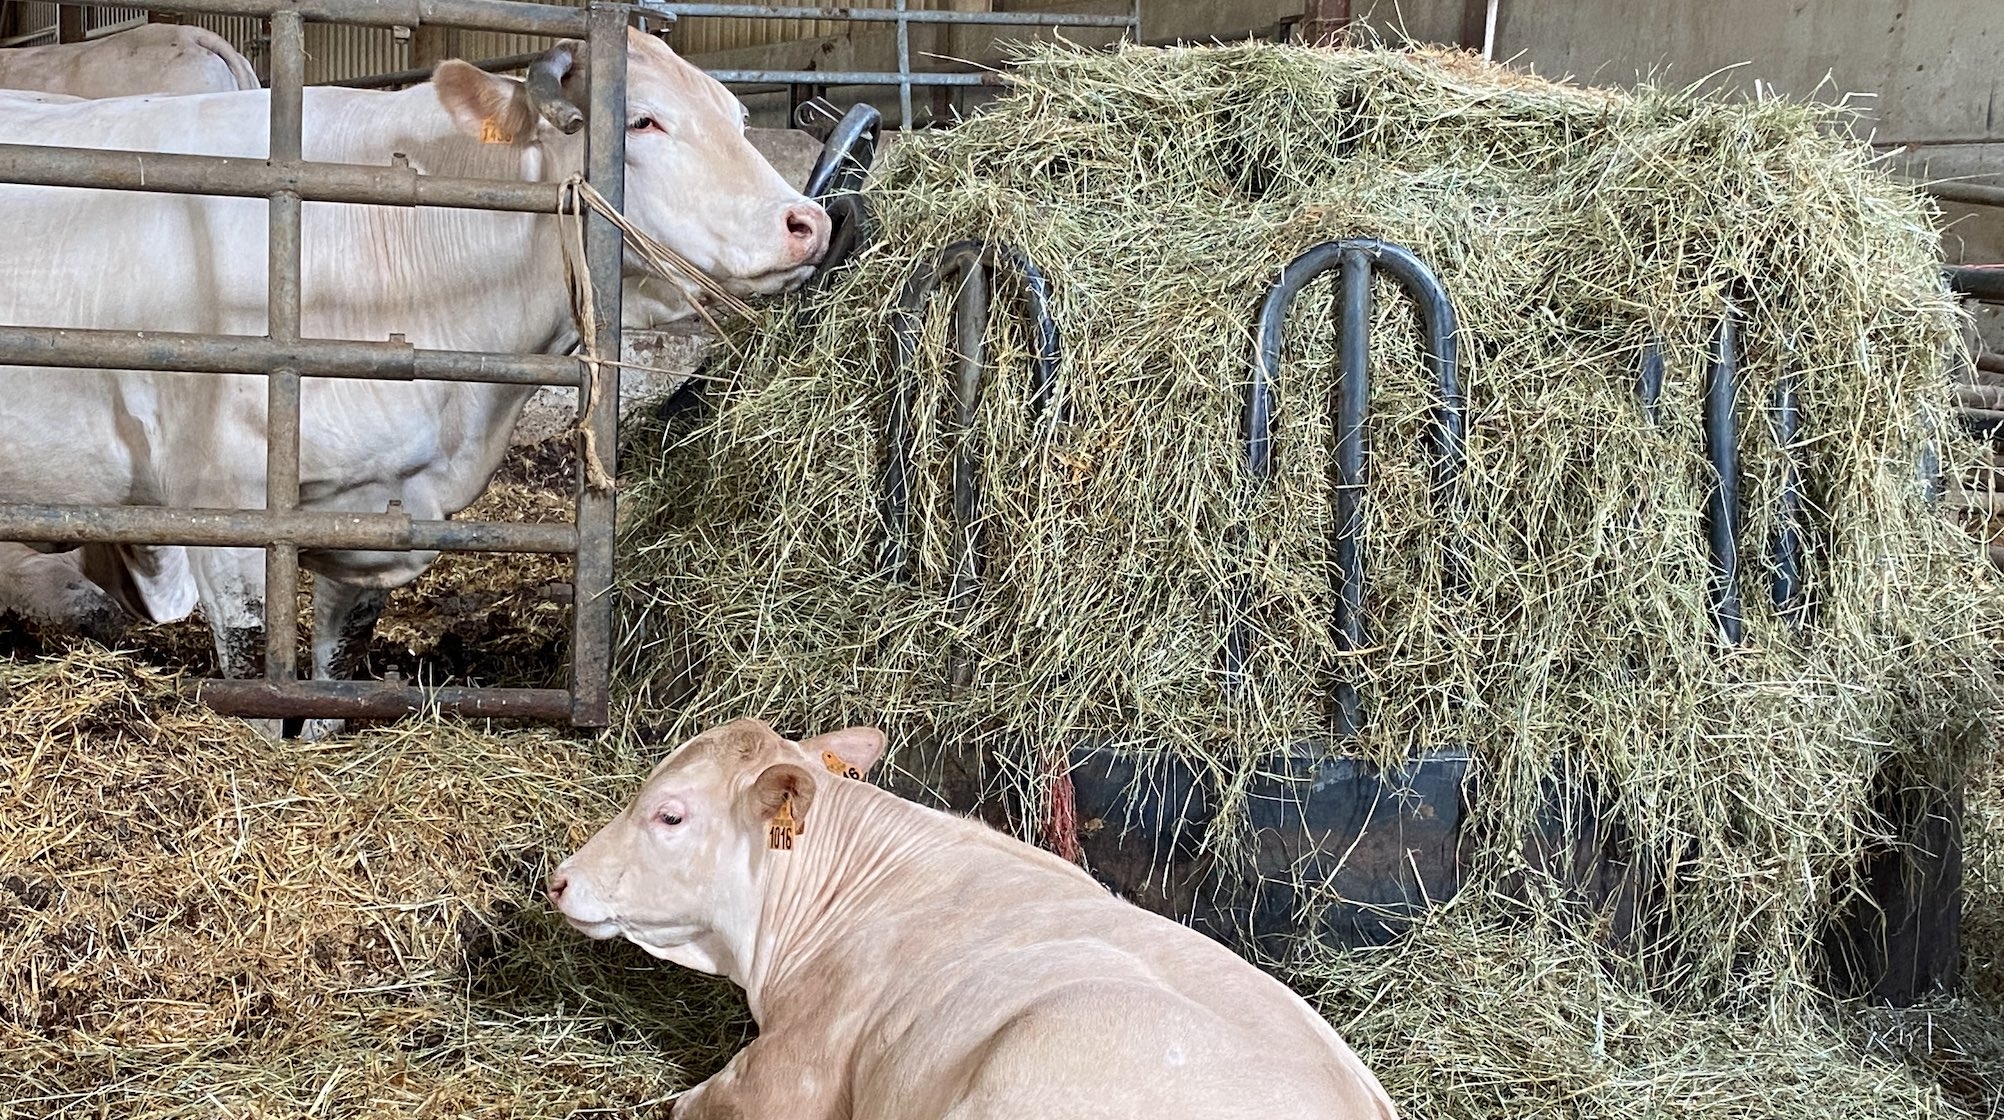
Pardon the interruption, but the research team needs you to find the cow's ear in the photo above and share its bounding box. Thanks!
[432,60,538,145]
[800,726,886,779]
[746,762,819,847]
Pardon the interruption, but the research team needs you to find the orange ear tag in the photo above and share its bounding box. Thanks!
[821,751,863,781]
[768,793,799,851]
[479,119,514,144]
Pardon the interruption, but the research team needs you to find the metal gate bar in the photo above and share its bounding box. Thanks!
[0,504,576,552]
[572,2,628,725]
[0,0,625,727]
[0,144,564,208]
[50,0,591,34]
[0,327,579,384]
[1230,238,1462,736]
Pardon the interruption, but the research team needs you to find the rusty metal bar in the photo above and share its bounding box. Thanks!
[652,2,1133,25]
[708,68,999,88]
[568,1,627,729]
[0,327,579,385]
[1928,183,2004,210]
[0,504,577,553]
[51,0,591,36]
[0,144,564,212]
[265,7,306,687]
[192,678,574,720]
[321,49,543,89]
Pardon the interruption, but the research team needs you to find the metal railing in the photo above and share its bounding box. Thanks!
[319,0,1139,130]
[0,0,628,726]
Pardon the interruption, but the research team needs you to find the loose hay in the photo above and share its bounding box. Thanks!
[612,40,2001,1117]
[0,651,744,1117]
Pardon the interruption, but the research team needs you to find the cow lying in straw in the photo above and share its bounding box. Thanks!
[549,718,1398,1120]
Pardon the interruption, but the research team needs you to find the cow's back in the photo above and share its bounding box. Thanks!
[786,795,1398,1120]
[0,25,258,98]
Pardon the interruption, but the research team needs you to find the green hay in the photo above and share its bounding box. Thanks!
[610,38,2000,1114]
[0,650,745,1118]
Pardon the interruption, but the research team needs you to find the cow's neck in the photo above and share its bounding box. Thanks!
[738,779,950,1020]
[320,89,590,507]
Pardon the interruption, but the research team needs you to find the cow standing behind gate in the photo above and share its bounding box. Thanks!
[0,30,829,732]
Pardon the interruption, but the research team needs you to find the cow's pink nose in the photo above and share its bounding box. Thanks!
[783,203,830,264]
[547,872,570,907]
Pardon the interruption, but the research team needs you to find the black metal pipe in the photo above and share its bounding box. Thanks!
[1637,339,1664,424]
[569,1,628,730]
[1330,248,1370,738]
[0,144,566,213]
[0,504,577,553]
[1946,265,2004,301]
[1770,367,1804,614]
[0,326,581,386]
[192,678,574,720]
[1706,312,1744,646]
[803,102,881,200]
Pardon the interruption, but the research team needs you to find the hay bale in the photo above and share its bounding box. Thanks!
[612,40,2000,1116]
[0,650,743,1117]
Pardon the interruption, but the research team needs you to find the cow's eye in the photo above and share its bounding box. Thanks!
[657,810,683,826]
[629,116,660,133]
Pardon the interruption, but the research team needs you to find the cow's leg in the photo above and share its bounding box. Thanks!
[671,1039,841,1120]
[300,575,390,741]
[188,545,285,739]
[0,542,131,643]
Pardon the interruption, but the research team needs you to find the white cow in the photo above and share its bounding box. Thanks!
[0,24,259,97]
[549,719,1400,1120]
[0,32,828,722]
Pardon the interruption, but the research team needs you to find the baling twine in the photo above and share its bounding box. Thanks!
[558,175,757,493]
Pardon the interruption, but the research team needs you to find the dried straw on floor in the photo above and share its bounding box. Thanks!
[612,41,2001,1117]
[0,651,743,1118]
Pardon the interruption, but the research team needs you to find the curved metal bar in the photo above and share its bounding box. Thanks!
[805,191,872,292]
[1230,238,1464,731]
[881,239,1063,599]
[1706,311,1744,646]
[993,245,1062,420]
[804,102,883,201]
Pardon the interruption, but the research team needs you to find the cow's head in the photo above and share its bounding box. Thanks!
[432,29,829,323]
[548,718,886,977]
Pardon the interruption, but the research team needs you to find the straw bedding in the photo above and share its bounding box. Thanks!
[3,38,2002,1120]
[0,651,743,1117]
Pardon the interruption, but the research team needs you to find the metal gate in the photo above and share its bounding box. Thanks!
[0,0,629,727]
